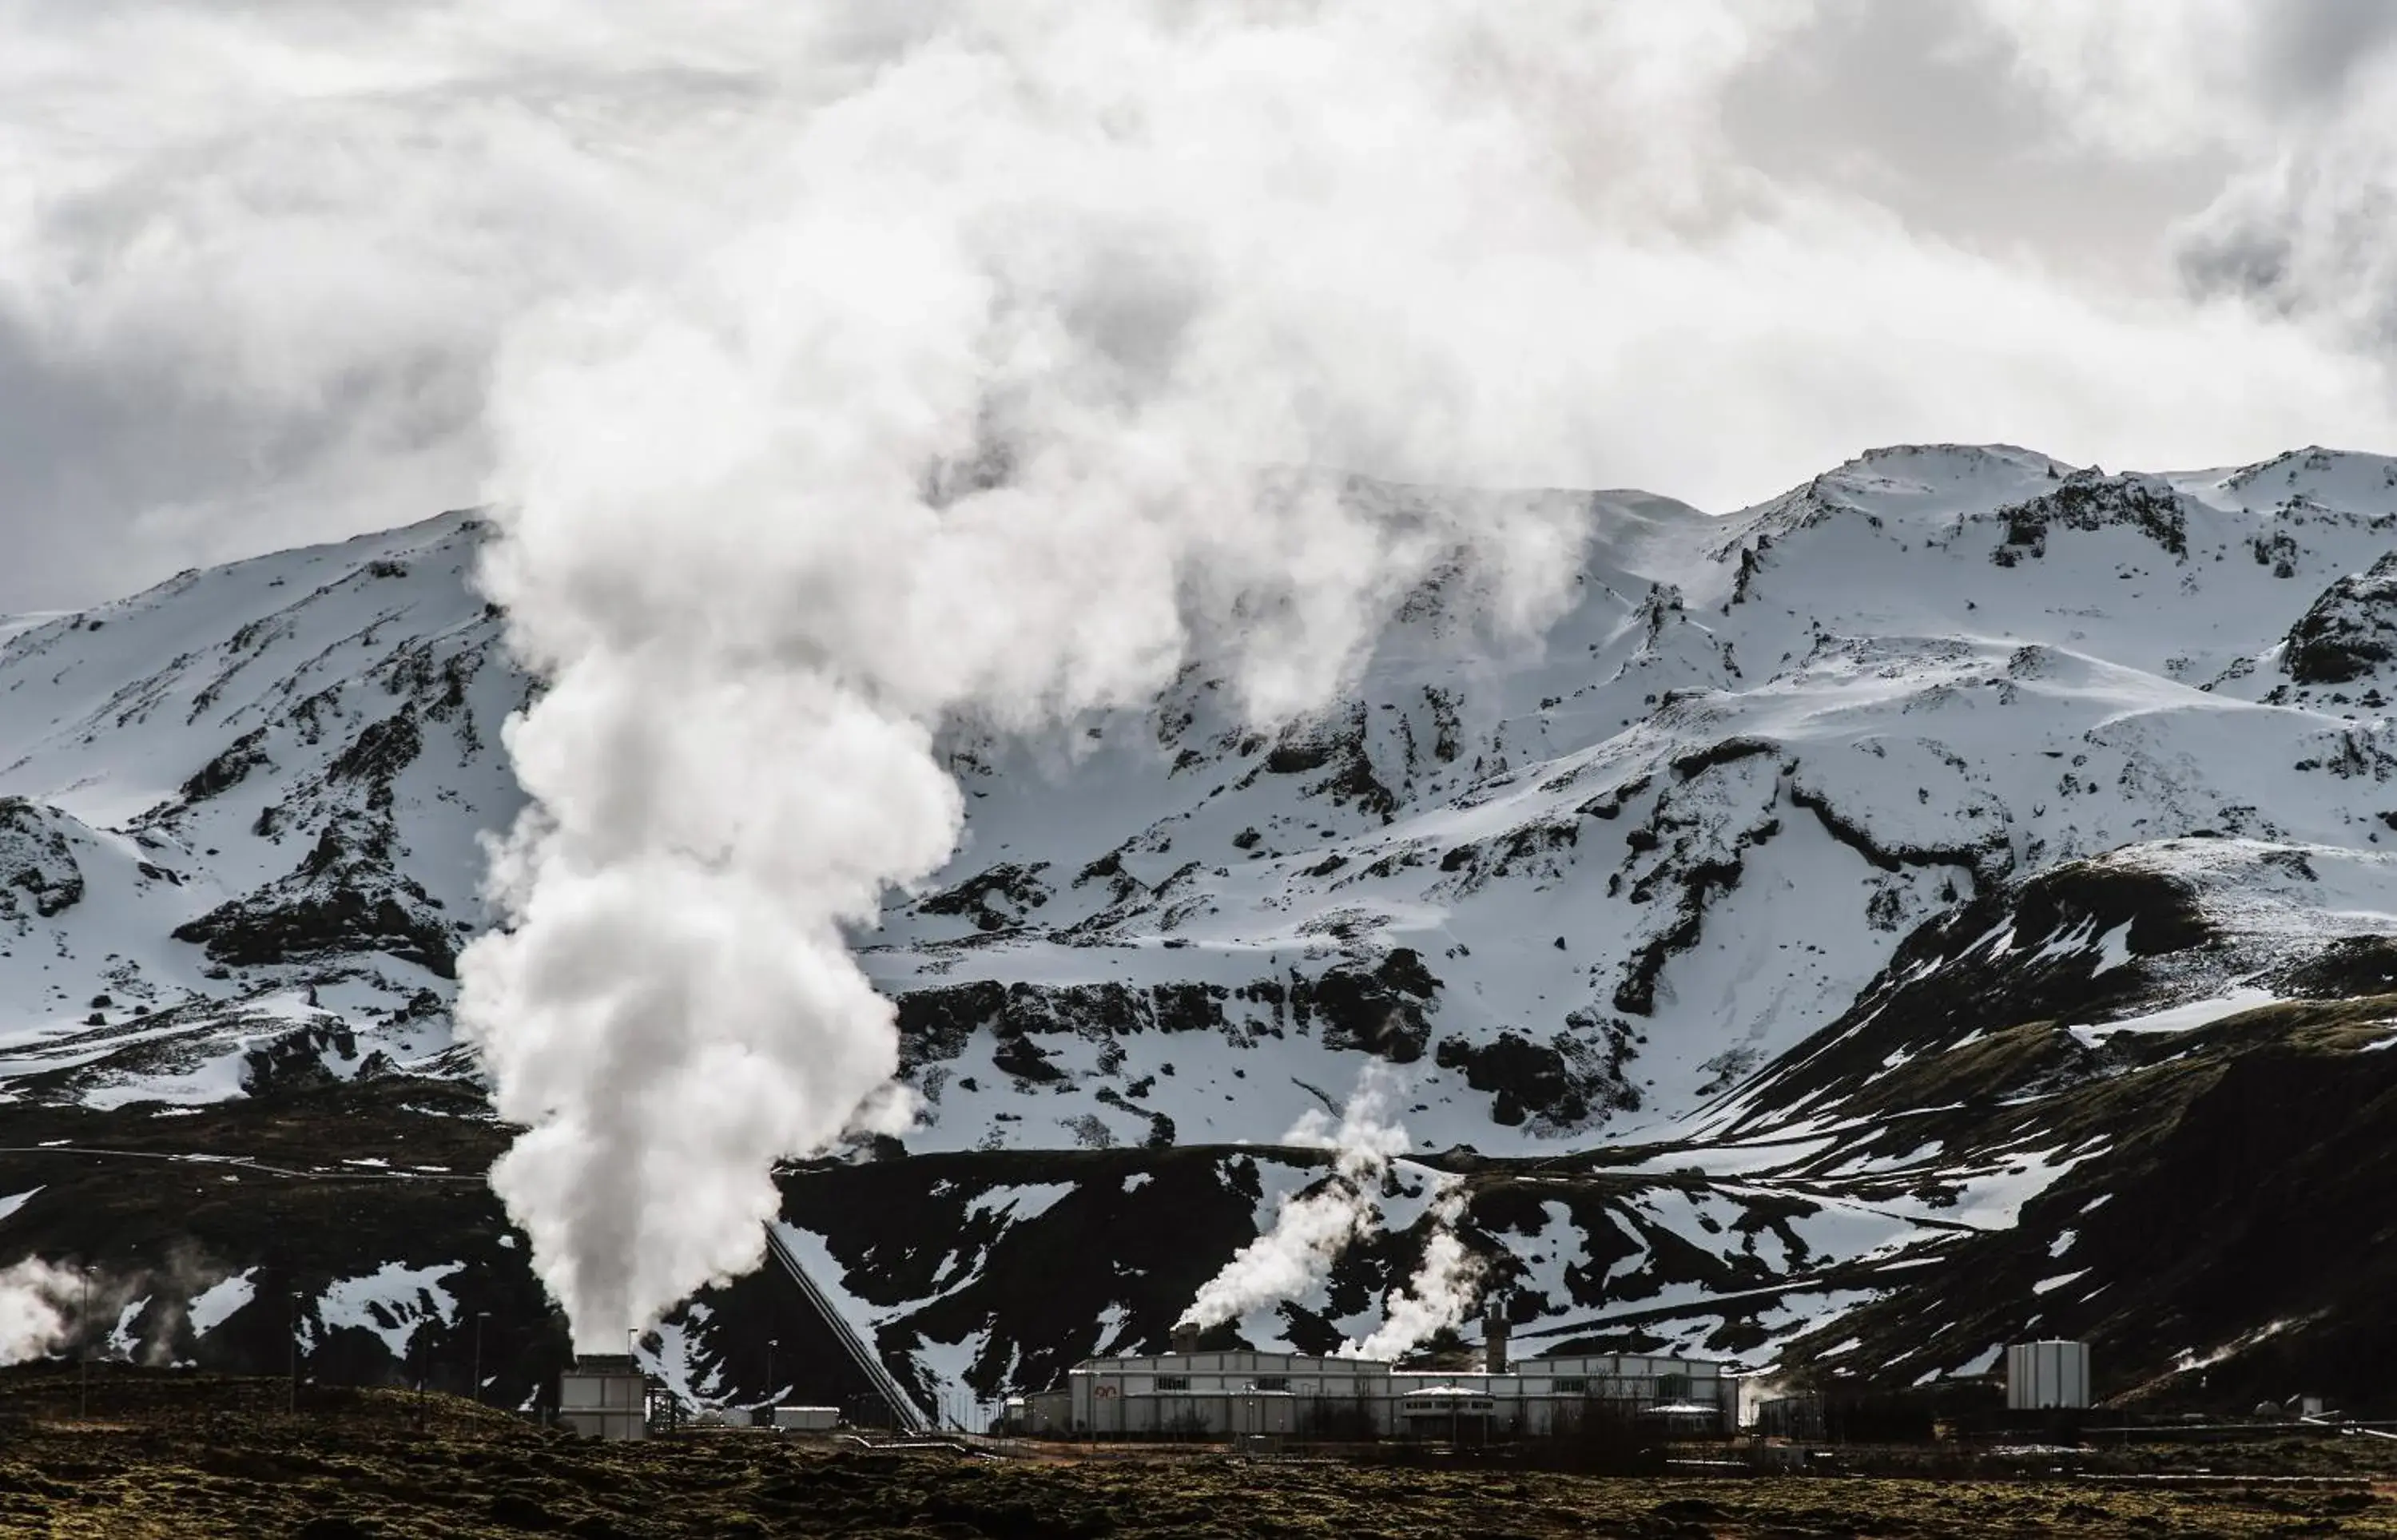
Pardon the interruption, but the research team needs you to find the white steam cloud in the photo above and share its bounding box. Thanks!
[0,1252,236,1368]
[1337,1185,1485,1363]
[0,1258,81,1366]
[1180,1064,1414,1333]
[1181,1066,1485,1359]
[455,6,1633,1346]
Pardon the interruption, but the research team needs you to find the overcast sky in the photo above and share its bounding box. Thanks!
[2,0,2395,614]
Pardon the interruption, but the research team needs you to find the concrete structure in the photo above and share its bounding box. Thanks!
[2005,1340,2091,1411]
[774,1405,842,1432]
[1017,1347,1729,1440]
[559,1355,654,1441]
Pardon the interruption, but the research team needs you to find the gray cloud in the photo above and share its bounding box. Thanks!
[0,0,2391,613]
[2251,0,2397,107]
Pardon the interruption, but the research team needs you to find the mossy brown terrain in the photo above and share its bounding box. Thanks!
[4,1371,2396,1538]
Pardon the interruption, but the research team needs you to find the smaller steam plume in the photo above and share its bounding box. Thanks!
[1180,1060,1482,1356]
[1179,1062,1410,1331]
[0,1259,81,1366]
[0,1252,239,1368]
[1338,1184,1485,1362]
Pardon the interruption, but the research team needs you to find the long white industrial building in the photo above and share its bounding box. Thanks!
[1014,1328,1728,1440]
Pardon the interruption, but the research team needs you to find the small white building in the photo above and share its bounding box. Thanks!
[1018,1347,1728,1440]
[559,1355,654,1441]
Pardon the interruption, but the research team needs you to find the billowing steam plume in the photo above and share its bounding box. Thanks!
[1179,1063,1413,1332]
[456,5,1644,1349]
[0,1259,81,1366]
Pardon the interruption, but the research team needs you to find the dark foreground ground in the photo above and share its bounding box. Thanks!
[3,1373,2395,1538]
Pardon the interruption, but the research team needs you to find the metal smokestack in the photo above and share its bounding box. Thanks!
[1171,1322,1200,1355]
[1484,1311,1509,1375]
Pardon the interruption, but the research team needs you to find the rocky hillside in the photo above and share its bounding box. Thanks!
[3,444,2396,1420]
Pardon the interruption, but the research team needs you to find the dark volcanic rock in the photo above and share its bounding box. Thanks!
[1433,1025,1634,1129]
[1995,470,2188,560]
[917,860,1053,932]
[179,727,272,804]
[2283,550,2397,685]
[175,820,458,978]
[1299,949,1440,1063]
[0,800,84,919]
[240,1021,362,1097]
[177,883,457,978]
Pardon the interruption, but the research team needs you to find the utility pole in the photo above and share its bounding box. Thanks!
[78,1266,91,1421]
[472,1312,488,1406]
[765,1338,777,1413]
[288,1292,301,1415]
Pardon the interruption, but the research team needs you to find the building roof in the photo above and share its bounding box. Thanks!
[1067,1348,1722,1376]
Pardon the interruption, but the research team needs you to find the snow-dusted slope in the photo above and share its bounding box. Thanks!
[4,448,2393,1131]
[872,444,2397,1156]
[4,444,2395,1410]
[0,512,519,1104]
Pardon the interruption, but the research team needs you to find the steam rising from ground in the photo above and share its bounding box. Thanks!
[1179,1064,1413,1333]
[0,1252,239,1368]
[1179,1062,1485,1361]
[0,1259,81,1366]
[1338,1186,1485,1363]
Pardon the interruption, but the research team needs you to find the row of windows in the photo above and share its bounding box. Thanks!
[1136,1376,1698,1398]
[1544,1375,1692,1398]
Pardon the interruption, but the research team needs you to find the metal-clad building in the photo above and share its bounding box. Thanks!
[559,1355,654,1440]
[1019,1348,1729,1439]
[2004,1340,2091,1411]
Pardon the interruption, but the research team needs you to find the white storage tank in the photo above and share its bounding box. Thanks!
[774,1405,842,1432]
[2005,1340,2090,1411]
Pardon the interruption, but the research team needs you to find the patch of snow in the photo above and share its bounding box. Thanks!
[2068,986,2282,1046]
[109,1296,151,1359]
[963,1181,1075,1226]
[188,1269,257,1338]
[316,1261,461,1359]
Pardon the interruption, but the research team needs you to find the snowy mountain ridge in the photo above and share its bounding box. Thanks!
[5,441,2397,1410]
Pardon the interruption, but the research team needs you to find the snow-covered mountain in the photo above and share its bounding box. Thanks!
[5,443,2395,1416]
[0,510,514,1105]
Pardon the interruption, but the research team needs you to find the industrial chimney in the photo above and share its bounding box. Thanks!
[1171,1322,1200,1355]
[1484,1311,1510,1375]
